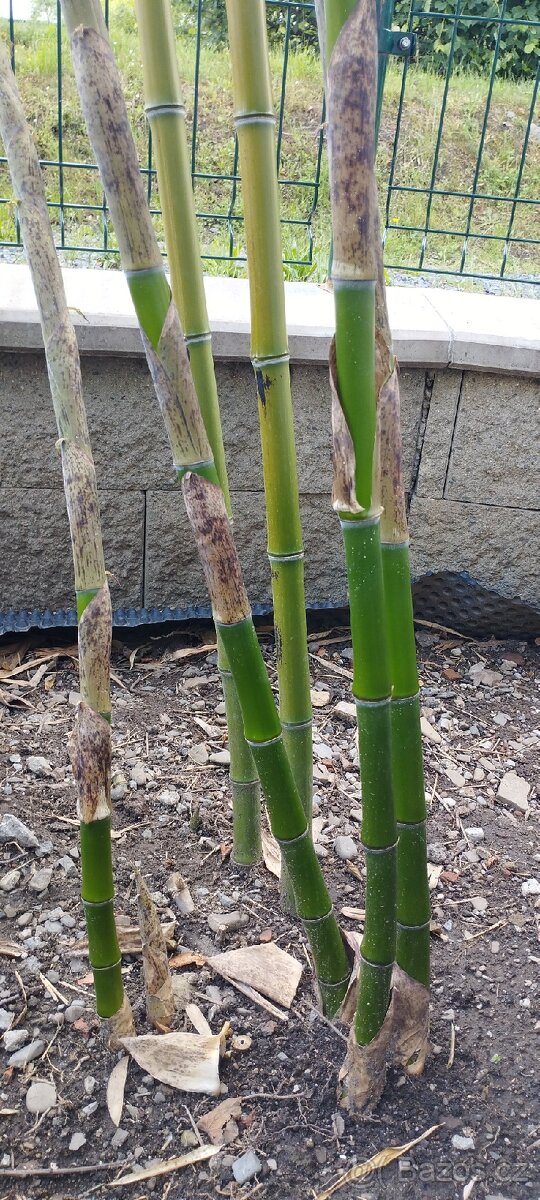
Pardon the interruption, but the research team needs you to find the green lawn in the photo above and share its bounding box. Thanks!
[0,12,538,288]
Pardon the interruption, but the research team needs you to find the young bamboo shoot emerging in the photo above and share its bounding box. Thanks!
[60,0,350,1015]
[224,0,313,907]
[134,0,260,866]
[0,40,133,1042]
[323,0,397,1113]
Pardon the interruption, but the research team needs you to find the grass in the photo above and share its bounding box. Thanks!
[0,9,538,289]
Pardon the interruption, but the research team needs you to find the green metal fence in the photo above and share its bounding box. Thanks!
[0,0,538,286]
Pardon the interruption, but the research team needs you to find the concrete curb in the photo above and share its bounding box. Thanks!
[0,263,538,375]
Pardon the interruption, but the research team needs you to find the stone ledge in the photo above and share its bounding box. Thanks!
[0,263,538,375]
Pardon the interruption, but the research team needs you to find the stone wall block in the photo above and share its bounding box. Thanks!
[144,489,347,611]
[0,488,144,612]
[445,372,540,508]
[415,369,463,499]
[409,497,539,608]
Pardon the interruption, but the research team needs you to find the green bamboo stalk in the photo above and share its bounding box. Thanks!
[0,40,133,1043]
[60,0,350,1015]
[133,0,260,866]
[224,0,313,909]
[322,0,397,1113]
[375,206,430,1076]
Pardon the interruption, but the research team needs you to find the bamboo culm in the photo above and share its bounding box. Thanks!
[60,0,350,1015]
[133,0,261,866]
[224,0,313,907]
[322,0,398,1113]
[0,40,133,1040]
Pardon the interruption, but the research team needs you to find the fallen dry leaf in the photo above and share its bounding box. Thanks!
[315,1124,442,1199]
[185,1003,212,1038]
[110,1144,219,1186]
[261,829,281,879]
[208,943,302,1010]
[121,1031,221,1095]
[70,919,175,958]
[169,951,206,969]
[136,870,175,1031]
[198,1096,242,1145]
[107,1055,129,1127]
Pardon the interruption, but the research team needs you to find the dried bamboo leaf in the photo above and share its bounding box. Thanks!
[208,943,302,1009]
[136,870,175,1031]
[110,1144,220,1187]
[261,829,281,879]
[185,1003,212,1038]
[315,1124,442,1199]
[68,702,111,823]
[107,995,136,1050]
[198,1097,243,1145]
[337,997,395,1116]
[121,1031,221,1095]
[391,965,430,1076]
[106,1055,129,1127]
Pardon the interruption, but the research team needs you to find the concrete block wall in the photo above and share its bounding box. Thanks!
[0,266,538,627]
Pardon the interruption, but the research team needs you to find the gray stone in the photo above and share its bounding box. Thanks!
[209,749,231,766]
[26,1080,56,1113]
[84,1075,98,1097]
[111,1128,129,1148]
[69,1131,87,1152]
[188,744,208,766]
[451,1134,475,1151]
[65,1001,86,1024]
[497,772,531,814]
[445,372,540,508]
[334,835,357,861]
[0,814,39,849]
[427,843,447,865]
[208,910,249,935]
[58,855,76,875]
[521,878,540,898]
[81,1101,98,1117]
[0,1008,13,1032]
[130,765,147,787]
[27,756,52,777]
[28,868,53,894]
[3,1028,29,1052]
[464,827,485,843]
[232,1150,262,1185]
[8,1038,45,1068]
[0,868,22,892]
[409,498,540,611]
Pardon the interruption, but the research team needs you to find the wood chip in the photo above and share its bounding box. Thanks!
[110,1145,220,1187]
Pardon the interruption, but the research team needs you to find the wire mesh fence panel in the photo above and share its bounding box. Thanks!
[0,0,538,286]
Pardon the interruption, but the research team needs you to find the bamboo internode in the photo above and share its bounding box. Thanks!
[61,0,350,1013]
[0,39,132,1038]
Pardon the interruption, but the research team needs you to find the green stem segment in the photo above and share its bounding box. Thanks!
[134,0,260,864]
[224,0,313,908]
[0,43,127,1026]
[324,0,397,1053]
[61,0,350,1012]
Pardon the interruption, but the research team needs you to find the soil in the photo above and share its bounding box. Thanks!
[0,620,538,1200]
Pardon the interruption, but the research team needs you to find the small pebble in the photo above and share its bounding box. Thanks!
[3,1028,29,1053]
[334,835,357,861]
[521,878,540,898]
[26,756,52,777]
[8,1038,46,1068]
[465,827,485,843]
[111,1128,129,1149]
[0,868,22,892]
[28,868,53,894]
[65,1001,86,1024]
[188,744,208,766]
[0,814,39,849]
[81,1101,98,1118]
[209,750,231,765]
[452,1135,475,1151]
[232,1150,262,1185]
[69,1131,87,1152]
[208,910,249,935]
[130,765,147,788]
[26,1080,56,1114]
[84,1075,98,1096]
[471,896,488,914]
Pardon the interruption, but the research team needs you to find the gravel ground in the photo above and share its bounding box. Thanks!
[0,620,538,1200]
